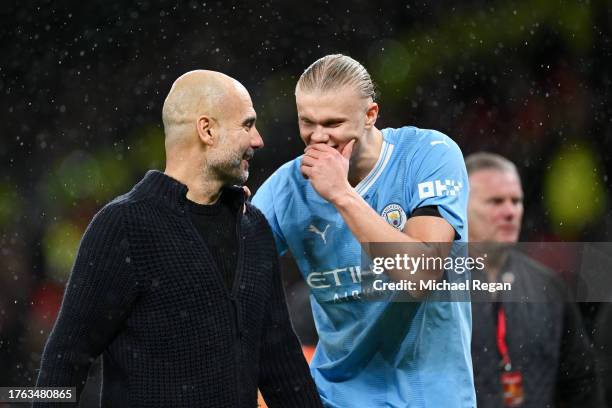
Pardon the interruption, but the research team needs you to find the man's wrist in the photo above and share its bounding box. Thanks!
[330,186,359,209]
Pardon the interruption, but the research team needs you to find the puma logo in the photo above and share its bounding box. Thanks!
[308,224,330,244]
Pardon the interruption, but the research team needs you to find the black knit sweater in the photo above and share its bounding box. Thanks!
[35,170,322,407]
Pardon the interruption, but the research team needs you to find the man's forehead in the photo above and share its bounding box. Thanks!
[231,79,251,99]
[296,88,365,116]
[226,82,255,116]
[470,169,522,193]
[243,106,257,119]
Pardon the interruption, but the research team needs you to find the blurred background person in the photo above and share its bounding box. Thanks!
[466,152,604,408]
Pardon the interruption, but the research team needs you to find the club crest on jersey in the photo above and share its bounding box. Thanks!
[381,204,407,230]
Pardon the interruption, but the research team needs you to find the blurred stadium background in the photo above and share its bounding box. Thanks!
[1,0,611,402]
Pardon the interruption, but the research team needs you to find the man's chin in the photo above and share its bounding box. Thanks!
[494,234,519,245]
[231,169,249,185]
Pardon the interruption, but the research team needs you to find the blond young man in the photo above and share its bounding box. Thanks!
[253,55,475,408]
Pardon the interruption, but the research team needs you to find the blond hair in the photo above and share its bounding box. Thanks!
[296,54,377,100]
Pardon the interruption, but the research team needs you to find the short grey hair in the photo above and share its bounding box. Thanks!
[296,54,377,101]
[465,152,518,176]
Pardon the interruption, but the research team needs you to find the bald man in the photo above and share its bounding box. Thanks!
[35,71,322,407]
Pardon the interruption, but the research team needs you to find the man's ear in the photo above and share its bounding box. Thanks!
[365,102,379,129]
[196,115,215,146]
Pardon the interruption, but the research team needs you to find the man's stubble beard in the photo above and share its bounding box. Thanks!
[204,147,249,186]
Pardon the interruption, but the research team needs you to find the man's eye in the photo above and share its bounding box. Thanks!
[325,122,343,128]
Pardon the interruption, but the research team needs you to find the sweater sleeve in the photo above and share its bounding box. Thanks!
[258,255,322,408]
[34,202,138,407]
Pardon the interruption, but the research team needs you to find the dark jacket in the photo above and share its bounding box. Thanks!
[595,303,612,408]
[35,170,322,407]
[471,250,604,408]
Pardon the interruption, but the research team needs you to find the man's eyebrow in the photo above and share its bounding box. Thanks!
[299,116,346,123]
[321,118,345,125]
[242,116,256,126]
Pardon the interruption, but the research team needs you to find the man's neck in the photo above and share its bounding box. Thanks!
[164,163,223,205]
[347,126,384,186]
[479,245,510,282]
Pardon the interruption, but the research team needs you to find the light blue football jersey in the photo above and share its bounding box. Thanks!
[252,126,475,408]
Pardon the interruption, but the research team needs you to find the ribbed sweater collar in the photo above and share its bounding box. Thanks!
[133,170,245,215]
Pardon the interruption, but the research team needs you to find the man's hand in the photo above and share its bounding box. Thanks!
[300,140,355,203]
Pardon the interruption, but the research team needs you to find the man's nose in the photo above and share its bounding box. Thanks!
[251,127,264,149]
[310,126,329,144]
[501,201,517,220]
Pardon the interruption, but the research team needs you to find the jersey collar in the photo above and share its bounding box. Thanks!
[354,131,394,197]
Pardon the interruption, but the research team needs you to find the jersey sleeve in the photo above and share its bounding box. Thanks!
[252,173,289,255]
[406,132,469,240]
